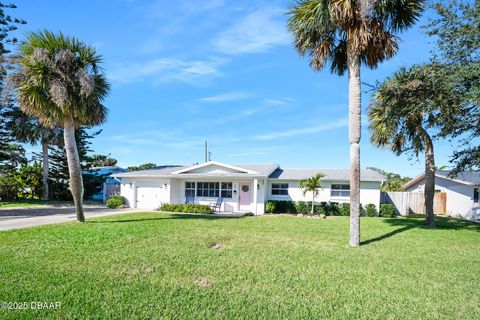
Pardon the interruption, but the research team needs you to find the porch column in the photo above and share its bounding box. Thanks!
[253,178,258,215]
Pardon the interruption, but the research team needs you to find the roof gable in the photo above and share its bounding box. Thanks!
[403,170,480,189]
[172,161,259,175]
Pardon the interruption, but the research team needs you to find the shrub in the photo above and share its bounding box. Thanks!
[365,204,378,217]
[243,212,254,217]
[158,203,213,214]
[271,200,296,213]
[339,203,350,216]
[380,204,396,217]
[360,204,367,216]
[295,201,309,214]
[106,195,126,208]
[265,201,276,213]
[328,202,341,216]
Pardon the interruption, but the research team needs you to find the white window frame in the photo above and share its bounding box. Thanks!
[185,182,196,197]
[331,184,350,198]
[221,182,233,199]
[271,183,289,196]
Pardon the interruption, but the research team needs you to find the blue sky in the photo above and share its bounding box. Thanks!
[17,0,457,177]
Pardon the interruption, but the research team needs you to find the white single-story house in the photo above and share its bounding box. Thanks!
[113,161,385,214]
[403,171,480,220]
[112,161,385,214]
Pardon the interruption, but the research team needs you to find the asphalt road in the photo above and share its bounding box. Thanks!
[0,205,138,231]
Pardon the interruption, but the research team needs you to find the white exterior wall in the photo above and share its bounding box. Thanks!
[120,178,136,208]
[406,177,478,219]
[267,180,381,209]
[119,176,381,214]
[120,178,171,209]
[172,178,266,215]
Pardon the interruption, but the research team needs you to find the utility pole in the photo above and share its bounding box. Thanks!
[204,140,208,163]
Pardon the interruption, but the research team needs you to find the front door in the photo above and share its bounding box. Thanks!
[239,183,251,210]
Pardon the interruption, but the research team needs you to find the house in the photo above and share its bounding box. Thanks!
[403,171,480,220]
[112,161,384,214]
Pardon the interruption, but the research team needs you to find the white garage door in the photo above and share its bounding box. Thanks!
[136,187,162,209]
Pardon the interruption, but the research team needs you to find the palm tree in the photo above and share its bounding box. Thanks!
[300,173,325,214]
[287,0,424,246]
[368,65,456,228]
[5,107,63,200]
[16,31,110,221]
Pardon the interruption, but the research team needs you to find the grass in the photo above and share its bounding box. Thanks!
[0,199,101,208]
[0,213,479,319]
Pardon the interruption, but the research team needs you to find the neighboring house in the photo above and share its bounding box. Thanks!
[85,166,127,201]
[403,170,480,220]
[112,161,384,214]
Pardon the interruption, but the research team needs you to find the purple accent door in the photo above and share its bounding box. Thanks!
[239,184,251,207]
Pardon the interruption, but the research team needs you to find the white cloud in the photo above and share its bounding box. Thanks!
[214,6,290,55]
[108,57,226,85]
[197,92,252,103]
[253,118,348,141]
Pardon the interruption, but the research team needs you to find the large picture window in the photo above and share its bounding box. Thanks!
[221,182,233,198]
[185,182,195,197]
[271,183,288,195]
[331,184,350,197]
[196,182,219,197]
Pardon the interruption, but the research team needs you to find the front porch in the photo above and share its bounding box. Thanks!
[170,178,265,215]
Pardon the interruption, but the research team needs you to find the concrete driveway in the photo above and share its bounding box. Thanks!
[0,205,138,231]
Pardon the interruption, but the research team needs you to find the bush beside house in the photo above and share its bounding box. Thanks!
[158,203,213,214]
[265,201,393,217]
[105,195,126,208]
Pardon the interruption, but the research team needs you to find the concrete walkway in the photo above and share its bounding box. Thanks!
[0,205,138,231]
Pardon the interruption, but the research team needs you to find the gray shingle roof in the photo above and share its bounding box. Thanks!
[269,168,385,182]
[437,170,480,185]
[113,163,385,182]
[112,164,279,178]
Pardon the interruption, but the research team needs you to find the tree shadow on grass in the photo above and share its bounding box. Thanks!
[360,215,480,246]
[87,213,246,224]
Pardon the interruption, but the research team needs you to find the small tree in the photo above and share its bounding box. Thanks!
[300,173,325,214]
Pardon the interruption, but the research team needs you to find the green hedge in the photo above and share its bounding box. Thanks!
[265,201,385,217]
[158,203,213,214]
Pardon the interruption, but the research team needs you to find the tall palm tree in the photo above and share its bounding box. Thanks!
[300,173,325,213]
[369,64,458,228]
[5,106,63,200]
[287,0,424,246]
[16,31,110,221]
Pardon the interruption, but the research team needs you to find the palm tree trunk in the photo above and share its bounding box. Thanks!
[419,127,435,228]
[64,118,85,222]
[347,50,361,247]
[311,192,315,214]
[41,138,49,201]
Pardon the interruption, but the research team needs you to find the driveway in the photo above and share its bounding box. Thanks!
[0,205,138,231]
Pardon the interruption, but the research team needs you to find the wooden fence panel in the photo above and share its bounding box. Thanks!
[103,183,121,203]
[382,192,447,216]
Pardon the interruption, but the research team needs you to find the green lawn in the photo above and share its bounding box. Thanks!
[0,213,479,319]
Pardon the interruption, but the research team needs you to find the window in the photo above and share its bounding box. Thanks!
[185,182,195,197]
[271,183,289,195]
[221,182,233,198]
[196,182,219,197]
[331,184,350,197]
[474,188,479,203]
